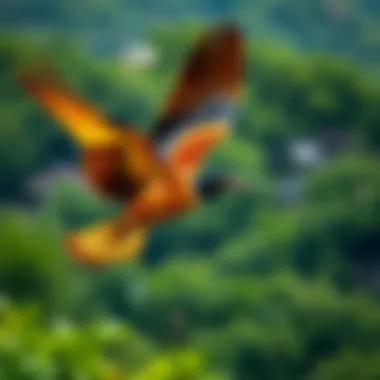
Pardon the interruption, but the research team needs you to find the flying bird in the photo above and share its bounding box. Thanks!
[20,23,249,266]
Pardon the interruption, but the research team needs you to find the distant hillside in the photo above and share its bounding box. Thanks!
[0,0,379,65]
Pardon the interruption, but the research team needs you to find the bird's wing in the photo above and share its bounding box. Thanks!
[20,68,169,199]
[151,23,243,183]
[19,69,120,147]
[160,119,230,183]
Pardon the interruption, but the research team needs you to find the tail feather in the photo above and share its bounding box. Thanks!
[65,220,147,267]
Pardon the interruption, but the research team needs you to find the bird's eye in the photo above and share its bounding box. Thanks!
[197,176,227,199]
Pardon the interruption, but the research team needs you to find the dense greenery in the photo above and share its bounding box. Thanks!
[0,21,380,379]
[1,0,379,67]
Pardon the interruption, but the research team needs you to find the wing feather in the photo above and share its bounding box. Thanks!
[20,68,165,200]
[167,122,228,181]
[151,23,243,143]
[20,70,119,147]
[151,23,243,182]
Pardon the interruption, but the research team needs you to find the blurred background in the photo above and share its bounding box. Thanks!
[0,0,380,379]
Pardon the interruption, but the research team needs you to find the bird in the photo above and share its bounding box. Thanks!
[19,23,250,267]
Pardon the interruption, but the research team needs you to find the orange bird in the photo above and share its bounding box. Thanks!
[20,23,249,266]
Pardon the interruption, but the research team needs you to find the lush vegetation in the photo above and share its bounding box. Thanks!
[0,17,380,380]
[1,0,379,67]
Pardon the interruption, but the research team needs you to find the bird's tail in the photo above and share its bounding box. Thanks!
[65,219,147,267]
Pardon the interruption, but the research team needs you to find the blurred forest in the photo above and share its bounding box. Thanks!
[0,0,380,379]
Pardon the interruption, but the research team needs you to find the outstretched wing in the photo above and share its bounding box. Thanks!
[19,68,120,147]
[20,67,167,201]
[151,23,244,182]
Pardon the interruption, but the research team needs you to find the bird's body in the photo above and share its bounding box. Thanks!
[82,131,164,202]
[84,128,200,226]
[20,23,248,266]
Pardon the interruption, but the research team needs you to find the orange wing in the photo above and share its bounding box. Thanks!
[19,69,120,147]
[151,23,244,183]
[20,67,168,201]
[151,23,243,143]
[166,121,229,182]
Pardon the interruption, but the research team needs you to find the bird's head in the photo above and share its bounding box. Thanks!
[196,174,254,201]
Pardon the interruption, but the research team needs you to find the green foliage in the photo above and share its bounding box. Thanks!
[0,0,379,67]
[0,300,157,380]
[294,155,380,278]
[0,24,379,380]
[309,349,380,380]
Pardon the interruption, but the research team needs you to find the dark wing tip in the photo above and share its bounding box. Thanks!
[151,22,244,143]
[215,21,241,36]
[210,21,243,46]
